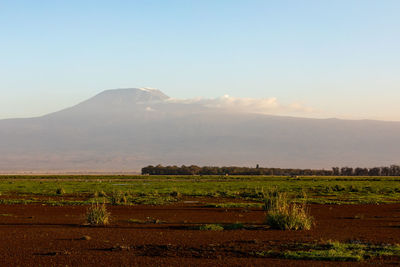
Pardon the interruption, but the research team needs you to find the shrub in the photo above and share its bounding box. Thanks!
[56,188,65,195]
[109,191,127,205]
[170,188,182,198]
[86,203,110,225]
[263,188,287,211]
[266,204,313,230]
[264,191,313,230]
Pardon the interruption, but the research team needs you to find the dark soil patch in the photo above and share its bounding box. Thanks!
[1,201,400,266]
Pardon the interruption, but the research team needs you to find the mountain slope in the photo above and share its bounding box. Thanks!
[0,88,399,172]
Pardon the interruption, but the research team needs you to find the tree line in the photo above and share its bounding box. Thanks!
[142,164,400,176]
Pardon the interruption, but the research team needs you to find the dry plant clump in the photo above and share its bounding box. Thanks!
[110,191,127,205]
[264,189,313,230]
[86,203,110,225]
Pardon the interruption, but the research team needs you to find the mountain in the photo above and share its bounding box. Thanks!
[1,88,400,172]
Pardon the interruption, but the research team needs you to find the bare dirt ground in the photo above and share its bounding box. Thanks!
[1,201,400,266]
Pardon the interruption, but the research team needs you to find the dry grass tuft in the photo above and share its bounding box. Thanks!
[86,203,110,225]
[264,189,313,230]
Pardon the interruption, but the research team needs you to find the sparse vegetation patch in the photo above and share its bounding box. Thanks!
[255,241,400,262]
[199,224,224,231]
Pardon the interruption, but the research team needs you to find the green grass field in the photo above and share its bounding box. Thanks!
[1,175,400,205]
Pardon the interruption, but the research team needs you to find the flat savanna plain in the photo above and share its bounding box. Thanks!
[1,175,400,266]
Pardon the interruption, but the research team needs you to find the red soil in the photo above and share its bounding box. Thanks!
[1,202,400,266]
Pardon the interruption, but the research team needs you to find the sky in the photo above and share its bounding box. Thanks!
[1,0,399,120]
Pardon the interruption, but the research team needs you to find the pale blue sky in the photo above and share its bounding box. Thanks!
[1,0,399,120]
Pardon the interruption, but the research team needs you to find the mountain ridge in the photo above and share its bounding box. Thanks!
[0,88,399,171]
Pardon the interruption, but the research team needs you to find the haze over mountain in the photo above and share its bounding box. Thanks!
[1,88,399,172]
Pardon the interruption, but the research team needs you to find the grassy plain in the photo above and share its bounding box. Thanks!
[1,175,400,265]
[1,175,400,205]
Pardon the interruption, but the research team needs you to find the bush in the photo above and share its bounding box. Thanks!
[266,204,313,230]
[264,191,313,230]
[170,188,182,198]
[263,188,287,211]
[86,203,110,225]
[56,188,65,195]
[109,191,127,205]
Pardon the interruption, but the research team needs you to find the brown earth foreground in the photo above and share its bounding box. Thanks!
[1,201,400,266]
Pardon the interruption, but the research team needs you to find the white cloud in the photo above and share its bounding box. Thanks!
[166,95,317,116]
[139,87,159,92]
